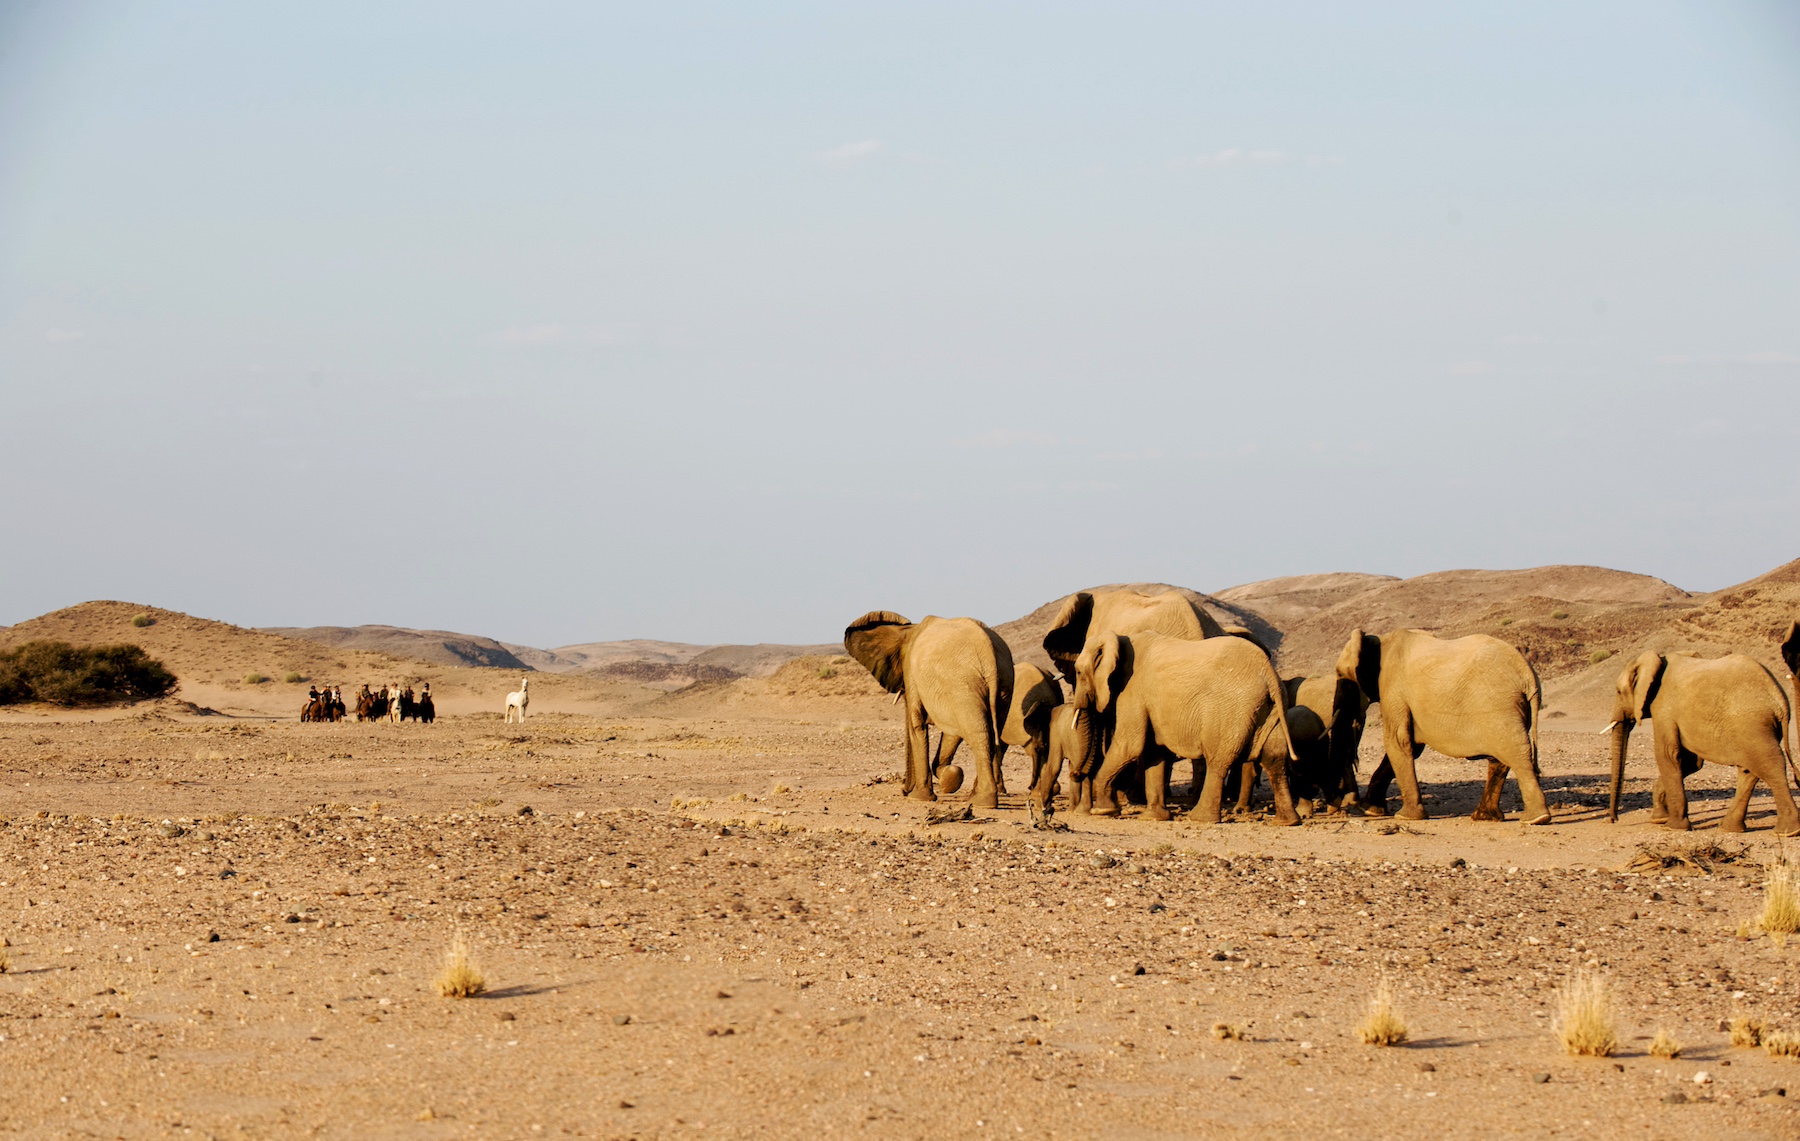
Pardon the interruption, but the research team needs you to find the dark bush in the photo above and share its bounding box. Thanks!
[0,641,177,706]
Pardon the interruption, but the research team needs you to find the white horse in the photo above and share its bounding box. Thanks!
[388,683,403,724]
[504,677,530,723]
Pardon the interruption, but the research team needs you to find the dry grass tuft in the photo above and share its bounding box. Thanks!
[1649,1029,1682,1059]
[1356,982,1408,1046]
[1211,1021,1247,1041]
[1552,969,1618,1057]
[1731,1016,1768,1048]
[1757,858,1800,938]
[434,935,486,999]
[1765,1030,1800,1059]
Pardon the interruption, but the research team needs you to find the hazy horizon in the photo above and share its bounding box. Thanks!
[4,3,1798,646]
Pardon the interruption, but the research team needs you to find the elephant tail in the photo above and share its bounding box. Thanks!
[1526,662,1542,776]
[1254,651,1298,764]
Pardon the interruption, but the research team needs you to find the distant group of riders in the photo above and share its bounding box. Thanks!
[300,682,434,724]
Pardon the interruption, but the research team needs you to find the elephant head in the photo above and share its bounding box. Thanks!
[1335,629,1383,703]
[1606,651,1668,822]
[1068,634,1131,776]
[843,610,915,693]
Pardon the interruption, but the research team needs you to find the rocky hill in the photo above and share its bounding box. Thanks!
[261,625,533,672]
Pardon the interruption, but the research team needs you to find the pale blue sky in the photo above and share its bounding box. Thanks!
[2,2,1797,645]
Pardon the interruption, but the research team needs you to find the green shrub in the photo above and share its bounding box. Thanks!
[1499,618,1513,626]
[0,641,176,706]
[817,665,838,679]
[1551,609,1569,620]
[1590,649,1613,665]
[283,672,304,684]
[130,613,155,628]
[244,673,267,685]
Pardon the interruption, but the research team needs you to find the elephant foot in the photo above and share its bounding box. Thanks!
[1360,801,1389,818]
[1520,812,1551,826]
[1089,803,1120,818]
[1720,818,1747,834]
[1776,824,1800,839]
[1145,805,1171,822]
[1469,807,1504,822]
[972,791,998,810]
[1396,804,1429,821]
[1648,809,1669,824]
[907,789,937,803]
[1664,816,1692,832]
[1268,812,1300,828]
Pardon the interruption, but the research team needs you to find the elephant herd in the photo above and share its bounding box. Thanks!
[842,590,1800,836]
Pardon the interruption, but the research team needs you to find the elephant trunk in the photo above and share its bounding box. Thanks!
[1608,719,1633,823]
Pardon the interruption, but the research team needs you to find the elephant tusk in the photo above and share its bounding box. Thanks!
[1598,721,1619,735]
[1069,707,1079,730]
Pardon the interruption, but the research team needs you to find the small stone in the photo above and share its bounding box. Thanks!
[1613,1063,1625,1072]
[1132,964,1145,976]
[1126,863,1146,875]
[517,806,534,816]
[1531,1073,1551,1084]
[496,1011,516,1022]
[1418,1063,1436,1073]
[1662,1091,1689,1105]
[1756,1087,1787,1101]
[1692,1072,1711,1086]
[1091,854,1117,869]
[416,1109,436,1122]
[206,932,219,943]
[158,823,184,838]
[284,914,301,924]
[1448,857,1467,869]
[369,967,387,976]
[612,1014,631,1025]
[716,990,732,999]
[618,1100,635,1109]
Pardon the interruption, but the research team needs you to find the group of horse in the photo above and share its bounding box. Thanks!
[301,683,434,723]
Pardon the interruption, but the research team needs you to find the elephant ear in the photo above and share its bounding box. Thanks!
[1629,651,1667,721]
[1093,633,1124,714]
[1042,592,1095,684]
[843,610,913,693]
[1337,629,1381,702]
[1783,621,1800,678]
[1018,675,1062,726]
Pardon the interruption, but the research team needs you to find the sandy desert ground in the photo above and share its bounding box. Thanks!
[1,697,1798,1141]
[6,566,1800,1140]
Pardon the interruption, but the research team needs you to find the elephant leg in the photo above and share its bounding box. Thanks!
[904,698,935,802]
[1192,755,1229,825]
[934,731,963,776]
[1649,778,1670,823]
[1091,718,1148,818]
[1028,746,1060,814]
[1227,759,1253,814]
[1362,756,1395,817]
[1385,713,1429,821]
[1469,759,1509,821]
[1496,741,1551,826]
[1263,751,1301,827]
[1655,731,1691,831]
[1070,773,1092,813]
[992,742,1010,798]
[1143,756,1171,822]
[1720,767,1755,833]
[968,733,999,810]
[1727,736,1800,836]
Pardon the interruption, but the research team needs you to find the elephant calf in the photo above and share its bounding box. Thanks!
[1607,650,1798,835]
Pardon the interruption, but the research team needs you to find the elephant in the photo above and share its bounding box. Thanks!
[1605,651,1798,835]
[1030,693,1101,814]
[1073,630,1300,825]
[1041,588,1232,810]
[1287,674,1369,808]
[1337,628,1551,824]
[932,662,1062,797]
[844,611,1014,808]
